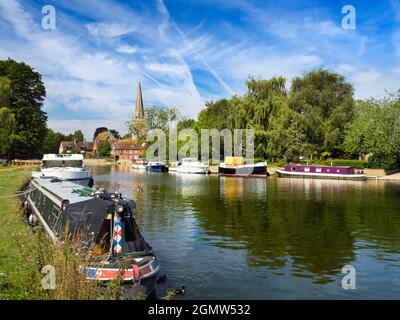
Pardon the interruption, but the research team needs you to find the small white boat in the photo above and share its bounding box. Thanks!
[176,158,209,174]
[132,164,146,170]
[32,154,93,186]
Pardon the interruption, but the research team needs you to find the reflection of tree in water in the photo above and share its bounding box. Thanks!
[189,178,400,283]
[92,166,400,285]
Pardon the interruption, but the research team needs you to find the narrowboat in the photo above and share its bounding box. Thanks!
[276,164,366,180]
[23,177,160,297]
[145,161,168,173]
[32,154,93,187]
[218,157,268,177]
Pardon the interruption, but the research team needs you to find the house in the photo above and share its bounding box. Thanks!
[112,140,146,161]
[59,140,94,154]
[93,131,117,152]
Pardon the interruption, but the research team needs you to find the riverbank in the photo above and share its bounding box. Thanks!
[0,168,129,300]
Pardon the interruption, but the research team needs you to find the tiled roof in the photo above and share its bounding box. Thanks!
[112,139,145,150]
[95,131,116,142]
[59,141,94,151]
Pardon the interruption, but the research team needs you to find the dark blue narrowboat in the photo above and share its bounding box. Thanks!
[23,177,160,297]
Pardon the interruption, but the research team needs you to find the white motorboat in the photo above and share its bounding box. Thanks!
[176,158,209,174]
[32,154,93,187]
[132,164,147,170]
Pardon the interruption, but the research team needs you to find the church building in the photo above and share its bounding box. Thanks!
[112,82,147,162]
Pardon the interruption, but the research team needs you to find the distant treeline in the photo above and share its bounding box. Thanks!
[0,59,120,159]
[173,69,400,170]
[2,58,399,169]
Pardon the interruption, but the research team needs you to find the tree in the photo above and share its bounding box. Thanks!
[109,129,120,139]
[0,59,47,159]
[0,107,17,160]
[343,96,400,170]
[41,128,63,154]
[97,141,111,157]
[0,76,12,107]
[93,127,108,140]
[288,68,354,158]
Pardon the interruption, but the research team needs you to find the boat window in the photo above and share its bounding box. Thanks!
[123,217,145,253]
[316,168,322,173]
[92,219,111,256]
[43,160,83,168]
[304,167,310,172]
[291,166,296,171]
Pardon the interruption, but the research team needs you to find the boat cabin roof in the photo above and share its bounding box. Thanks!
[42,154,84,161]
[285,164,352,169]
[33,177,94,204]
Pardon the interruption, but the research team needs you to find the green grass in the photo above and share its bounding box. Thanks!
[0,168,44,299]
[0,168,144,300]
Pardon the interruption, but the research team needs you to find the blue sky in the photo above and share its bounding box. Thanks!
[0,0,399,139]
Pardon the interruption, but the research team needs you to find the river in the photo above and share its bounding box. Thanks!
[89,165,400,299]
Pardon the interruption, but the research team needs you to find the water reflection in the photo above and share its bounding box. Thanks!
[90,166,400,298]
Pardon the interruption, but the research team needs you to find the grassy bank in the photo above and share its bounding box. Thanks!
[0,168,135,300]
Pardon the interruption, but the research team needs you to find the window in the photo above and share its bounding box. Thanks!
[304,167,310,172]
[316,168,322,173]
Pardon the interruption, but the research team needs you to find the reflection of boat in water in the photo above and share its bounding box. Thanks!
[32,154,93,187]
[23,177,160,297]
[177,158,209,174]
[145,161,168,173]
[277,164,366,180]
[218,157,268,177]
[132,164,146,170]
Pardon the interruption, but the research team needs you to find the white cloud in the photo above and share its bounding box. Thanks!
[116,45,138,54]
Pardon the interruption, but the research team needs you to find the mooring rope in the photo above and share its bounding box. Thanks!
[0,187,37,199]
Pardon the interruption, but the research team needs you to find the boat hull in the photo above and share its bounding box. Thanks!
[177,166,209,174]
[145,165,168,172]
[276,169,366,180]
[219,165,268,176]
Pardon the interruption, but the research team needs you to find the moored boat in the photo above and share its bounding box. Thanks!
[218,157,268,177]
[276,164,366,180]
[176,158,209,174]
[132,164,147,170]
[23,177,160,297]
[32,154,93,187]
[145,161,168,173]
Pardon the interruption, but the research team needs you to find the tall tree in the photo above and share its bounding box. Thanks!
[0,59,47,159]
[289,68,354,157]
[41,128,64,154]
[0,107,17,160]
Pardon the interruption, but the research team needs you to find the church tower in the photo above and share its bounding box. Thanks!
[131,81,147,141]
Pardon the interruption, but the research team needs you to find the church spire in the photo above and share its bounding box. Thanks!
[134,81,144,120]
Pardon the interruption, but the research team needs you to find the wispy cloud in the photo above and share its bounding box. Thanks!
[0,0,398,138]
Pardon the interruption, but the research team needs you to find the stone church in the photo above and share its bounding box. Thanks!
[113,81,147,162]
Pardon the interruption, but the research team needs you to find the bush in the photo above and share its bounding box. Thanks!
[321,159,368,169]
[366,154,400,171]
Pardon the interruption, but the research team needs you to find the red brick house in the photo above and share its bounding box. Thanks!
[112,140,146,161]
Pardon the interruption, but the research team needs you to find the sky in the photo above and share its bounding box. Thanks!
[0,0,399,139]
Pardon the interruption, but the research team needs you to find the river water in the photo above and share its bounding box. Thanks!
[90,165,400,299]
